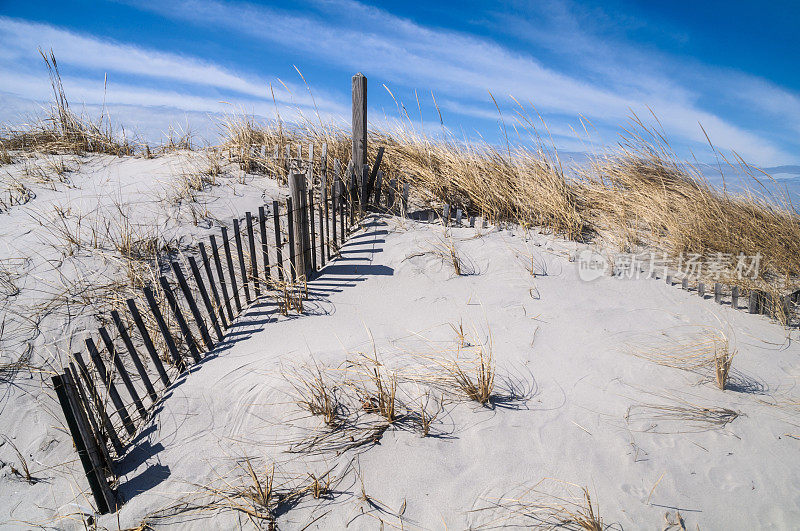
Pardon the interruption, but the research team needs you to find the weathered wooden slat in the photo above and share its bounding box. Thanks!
[309,189,317,272]
[52,372,116,514]
[86,337,136,435]
[171,262,214,351]
[158,276,202,363]
[198,242,228,329]
[322,169,330,262]
[698,282,705,298]
[455,208,462,225]
[110,310,157,403]
[387,178,396,212]
[374,170,383,208]
[402,182,410,217]
[142,287,186,372]
[98,326,147,421]
[258,206,271,285]
[682,277,689,290]
[188,256,223,342]
[233,219,251,305]
[72,352,124,455]
[246,212,260,297]
[319,191,326,267]
[125,299,170,387]
[731,286,739,309]
[287,197,297,281]
[68,363,114,470]
[365,147,385,205]
[273,200,284,282]
[714,283,723,304]
[209,236,234,323]
[221,227,242,312]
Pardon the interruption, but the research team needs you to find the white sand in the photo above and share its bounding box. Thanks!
[2,154,800,529]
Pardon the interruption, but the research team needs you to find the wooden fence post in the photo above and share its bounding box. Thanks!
[352,73,367,207]
[287,197,296,281]
[731,286,739,309]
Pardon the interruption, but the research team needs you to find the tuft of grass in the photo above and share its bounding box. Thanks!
[475,481,606,530]
[714,342,735,391]
[449,344,495,405]
[290,363,340,427]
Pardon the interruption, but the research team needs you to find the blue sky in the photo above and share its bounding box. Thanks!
[1,0,799,166]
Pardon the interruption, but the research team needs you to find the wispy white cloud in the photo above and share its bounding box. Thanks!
[122,0,797,164]
[0,16,349,127]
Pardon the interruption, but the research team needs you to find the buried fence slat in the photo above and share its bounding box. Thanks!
[52,373,116,514]
[142,286,186,372]
[221,227,241,313]
[402,182,410,217]
[246,212,260,297]
[198,242,228,329]
[443,205,450,225]
[233,219,251,305]
[72,352,124,456]
[171,262,214,351]
[714,283,723,304]
[86,337,136,436]
[258,206,271,285]
[731,286,740,309]
[188,256,223,342]
[125,299,170,387]
[210,236,234,323]
[110,310,157,404]
[698,282,705,298]
[159,276,202,363]
[287,197,297,281]
[68,363,114,471]
[428,210,435,223]
[469,216,475,228]
[682,277,689,290]
[273,200,285,282]
[455,209,462,225]
[98,326,147,422]
[665,274,672,286]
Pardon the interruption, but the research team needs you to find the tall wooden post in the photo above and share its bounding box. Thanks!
[352,73,367,207]
[289,171,308,282]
